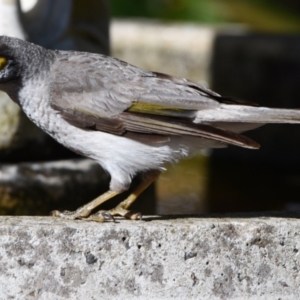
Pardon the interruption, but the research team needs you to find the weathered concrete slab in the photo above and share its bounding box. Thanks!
[0,214,300,299]
[111,20,217,84]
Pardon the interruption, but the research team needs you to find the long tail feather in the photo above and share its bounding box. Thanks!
[196,105,300,124]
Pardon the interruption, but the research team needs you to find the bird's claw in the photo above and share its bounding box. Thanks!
[84,211,115,223]
[124,210,142,220]
[50,208,92,220]
[50,210,77,219]
[87,208,142,222]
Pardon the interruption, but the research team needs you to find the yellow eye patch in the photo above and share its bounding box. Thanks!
[0,57,8,70]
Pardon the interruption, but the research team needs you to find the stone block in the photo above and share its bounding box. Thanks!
[0,214,300,299]
[111,20,217,84]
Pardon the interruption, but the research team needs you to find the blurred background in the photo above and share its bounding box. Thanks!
[111,0,300,32]
[112,0,300,215]
[0,0,300,216]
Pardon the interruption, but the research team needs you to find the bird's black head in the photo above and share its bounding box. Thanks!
[0,36,55,102]
[0,36,23,84]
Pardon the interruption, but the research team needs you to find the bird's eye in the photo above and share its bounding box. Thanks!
[0,57,8,70]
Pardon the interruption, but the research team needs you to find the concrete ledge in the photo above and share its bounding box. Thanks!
[1,215,300,299]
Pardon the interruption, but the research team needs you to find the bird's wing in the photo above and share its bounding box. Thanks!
[49,52,259,149]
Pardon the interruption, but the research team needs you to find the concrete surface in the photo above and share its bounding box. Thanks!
[0,214,300,299]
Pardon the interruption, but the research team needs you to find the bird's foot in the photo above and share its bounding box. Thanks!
[86,205,142,222]
[51,190,120,221]
[51,206,142,223]
[50,206,93,220]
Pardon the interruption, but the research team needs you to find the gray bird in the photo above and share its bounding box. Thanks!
[1,35,300,221]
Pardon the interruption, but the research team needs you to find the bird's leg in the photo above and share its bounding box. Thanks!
[51,190,120,220]
[87,170,161,222]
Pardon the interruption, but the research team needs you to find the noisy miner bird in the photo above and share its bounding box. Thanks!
[1,36,300,222]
